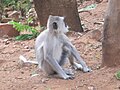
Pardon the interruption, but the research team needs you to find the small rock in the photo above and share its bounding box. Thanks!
[21,43,25,46]
[24,46,29,49]
[15,77,23,79]
[118,86,120,89]
[5,41,10,45]
[88,86,95,90]
[24,49,31,52]
[13,45,17,48]
[31,73,39,77]
[2,35,9,38]
[3,39,11,45]
[95,0,103,3]
[77,32,83,36]
[89,30,101,41]
[9,84,14,88]
[3,39,9,42]
[41,78,49,83]
[0,23,20,37]
[21,71,24,74]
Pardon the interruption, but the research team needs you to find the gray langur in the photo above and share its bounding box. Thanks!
[19,15,91,79]
[34,15,91,79]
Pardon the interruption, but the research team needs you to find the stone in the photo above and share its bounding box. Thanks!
[0,23,20,37]
[89,30,102,41]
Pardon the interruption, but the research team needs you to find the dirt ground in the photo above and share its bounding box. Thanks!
[0,0,120,90]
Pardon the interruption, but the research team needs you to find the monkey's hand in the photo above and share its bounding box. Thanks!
[63,68,74,75]
[83,67,92,72]
[63,75,74,80]
[72,62,92,72]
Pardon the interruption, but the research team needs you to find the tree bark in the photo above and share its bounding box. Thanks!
[33,0,83,32]
[102,0,120,67]
[0,0,3,22]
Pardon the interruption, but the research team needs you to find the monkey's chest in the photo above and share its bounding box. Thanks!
[53,40,63,62]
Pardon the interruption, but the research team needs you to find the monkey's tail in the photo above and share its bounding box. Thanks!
[19,55,38,65]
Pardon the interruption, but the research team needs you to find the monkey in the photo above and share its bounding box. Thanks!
[19,15,91,79]
[34,15,91,79]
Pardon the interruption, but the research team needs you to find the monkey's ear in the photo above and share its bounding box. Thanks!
[49,15,52,17]
[60,16,64,20]
[53,22,58,29]
[49,15,53,20]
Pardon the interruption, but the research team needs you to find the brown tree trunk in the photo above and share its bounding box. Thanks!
[33,0,83,32]
[102,0,120,67]
[0,0,3,22]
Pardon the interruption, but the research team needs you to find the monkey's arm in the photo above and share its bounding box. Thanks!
[65,42,91,72]
[62,35,91,72]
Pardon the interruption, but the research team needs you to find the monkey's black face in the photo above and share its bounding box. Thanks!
[52,21,67,30]
[53,22,58,29]
[47,15,69,33]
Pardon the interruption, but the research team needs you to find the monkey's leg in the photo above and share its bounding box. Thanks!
[41,60,56,75]
[63,45,91,72]
[59,49,68,66]
[42,60,74,77]
[45,56,74,79]
[58,49,74,75]
[71,52,92,72]
[63,46,83,70]
[70,51,92,72]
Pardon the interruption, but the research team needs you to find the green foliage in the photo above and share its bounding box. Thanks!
[16,0,32,15]
[78,4,97,12]
[15,34,37,41]
[2,0,31,16]
[9,21,40,40]
[2,0,17,6]
[115,71,120,80]
[27,17,34,24]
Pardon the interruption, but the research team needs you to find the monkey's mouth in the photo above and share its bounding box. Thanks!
[54,30,60,33]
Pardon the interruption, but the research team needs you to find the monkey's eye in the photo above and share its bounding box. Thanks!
[53,22,58,29]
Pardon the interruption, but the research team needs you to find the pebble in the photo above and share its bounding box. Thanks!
[3,39,10,45]
[41,78,49,83]
[88,86,96,90]
[24,46,29,49]
[89,30,101,41]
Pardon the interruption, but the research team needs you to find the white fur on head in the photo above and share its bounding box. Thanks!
[47,15,69,33]
[59,16,64,20]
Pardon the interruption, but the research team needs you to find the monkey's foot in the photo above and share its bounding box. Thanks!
[63,75,74,80]
[63,68,74,75]
[72,62,92,72]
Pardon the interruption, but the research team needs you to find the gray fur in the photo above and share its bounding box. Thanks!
[35,15,91,79]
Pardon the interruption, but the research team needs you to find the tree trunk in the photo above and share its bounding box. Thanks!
[102,0,120,67]
[33,0,83,32]
[0,0,3,22]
